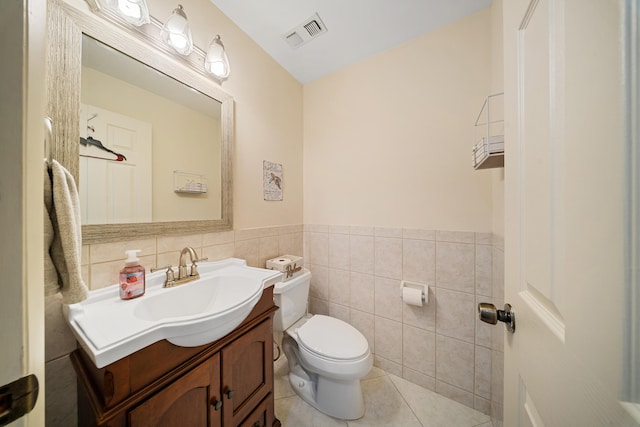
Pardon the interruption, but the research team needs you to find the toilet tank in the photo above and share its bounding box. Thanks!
[272,268,312,332]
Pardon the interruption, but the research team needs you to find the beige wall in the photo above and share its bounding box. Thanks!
[300,7,503,417]
[303,9,493,232]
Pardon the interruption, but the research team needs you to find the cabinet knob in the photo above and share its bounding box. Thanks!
[225,389,235,399]
[210,399,222,411]
[253,422,261,427]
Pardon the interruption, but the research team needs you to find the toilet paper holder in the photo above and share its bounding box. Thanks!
[400,281,428,304]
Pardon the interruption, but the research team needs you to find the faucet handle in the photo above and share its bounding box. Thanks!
[188,257,208,277]
[151,265,176,287]
[190,263,199,277]
[150,265,172,273]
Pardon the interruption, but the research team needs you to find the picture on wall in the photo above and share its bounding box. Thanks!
[263,160,283,201]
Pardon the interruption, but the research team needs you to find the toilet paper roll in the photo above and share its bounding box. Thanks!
[402,287,423,307]
[269,257,292,266]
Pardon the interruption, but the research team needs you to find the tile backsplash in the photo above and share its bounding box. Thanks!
[81,225,303,291]
[45,223,504,425]
[303,225,504,417]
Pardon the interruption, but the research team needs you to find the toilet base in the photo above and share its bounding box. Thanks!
[288,370,365,420]
[280,317,370,420]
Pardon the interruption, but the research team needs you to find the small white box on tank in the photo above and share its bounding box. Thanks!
[266,255,304,281]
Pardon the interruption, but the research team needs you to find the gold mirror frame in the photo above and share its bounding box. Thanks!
[47,0,233,244]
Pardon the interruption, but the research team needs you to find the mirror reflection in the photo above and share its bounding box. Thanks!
[80,35,222,225]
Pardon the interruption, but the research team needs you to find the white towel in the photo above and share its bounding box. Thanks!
[44,162,57,296]
[44,160,88,304]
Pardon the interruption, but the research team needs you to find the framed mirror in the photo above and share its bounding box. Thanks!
[47,0,233,244]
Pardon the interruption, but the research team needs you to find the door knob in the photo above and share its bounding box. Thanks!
[478,302,516,333]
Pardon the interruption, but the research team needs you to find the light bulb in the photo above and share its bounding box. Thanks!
[209,62,227,77]
[205,35,230,79]
[117,0,141,19]
[161,5,193,55]
[169,33,188,50]
[106,0,150,26]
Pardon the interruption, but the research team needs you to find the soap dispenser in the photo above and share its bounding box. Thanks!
[119,249,145,300]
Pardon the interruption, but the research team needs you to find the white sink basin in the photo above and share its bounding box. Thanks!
[65,258,282,368]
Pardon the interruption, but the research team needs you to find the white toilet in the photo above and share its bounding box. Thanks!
[273,269,372,420]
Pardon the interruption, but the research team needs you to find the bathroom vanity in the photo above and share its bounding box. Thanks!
[71,285,280,427]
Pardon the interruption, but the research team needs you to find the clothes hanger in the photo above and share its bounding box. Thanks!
[79,113,127,161]
[80,136,127,161]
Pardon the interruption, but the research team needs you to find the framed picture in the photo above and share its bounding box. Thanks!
[263,160,283,201]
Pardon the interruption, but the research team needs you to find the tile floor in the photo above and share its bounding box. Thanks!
[274,355,492,427]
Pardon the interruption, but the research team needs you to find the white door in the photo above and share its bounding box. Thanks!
[501,0,639,425]
[79,104,153,224]
[0,0,46,425]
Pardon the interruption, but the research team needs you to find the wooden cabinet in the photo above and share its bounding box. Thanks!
[72,286,280,427]
[238,395,272,427]
[128,354,220,427]
[220,320,274,426]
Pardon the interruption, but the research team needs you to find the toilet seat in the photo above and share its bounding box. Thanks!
[297,315,369,361]
[285,315,372,381]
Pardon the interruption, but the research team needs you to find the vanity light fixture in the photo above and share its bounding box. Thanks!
[84,0,231,81]
[103,0,150,26]
[204,35,231,80]
[160,5,194,56]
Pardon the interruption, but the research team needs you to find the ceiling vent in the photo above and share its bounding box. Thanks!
[283,13,327,49]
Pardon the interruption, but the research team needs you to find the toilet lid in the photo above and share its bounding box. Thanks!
[297,315,369,360]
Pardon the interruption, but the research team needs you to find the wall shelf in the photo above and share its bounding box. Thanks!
[174,170,208,194]
[473,93,504,170]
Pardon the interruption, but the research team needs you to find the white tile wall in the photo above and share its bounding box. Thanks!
[304,224,502,416]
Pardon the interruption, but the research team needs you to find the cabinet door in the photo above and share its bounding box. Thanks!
[238,395,273,427]
[221,319,274,426]
[129,354,221,427]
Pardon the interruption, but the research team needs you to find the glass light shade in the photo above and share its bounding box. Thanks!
[205,35,231,79]
[161,5,194,56]
[105,0,150,26]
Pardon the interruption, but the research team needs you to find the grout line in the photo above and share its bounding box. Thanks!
[46,353,74,365]
[385,373,426,427]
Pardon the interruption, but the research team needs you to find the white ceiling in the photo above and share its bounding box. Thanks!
[209,0,492,84]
